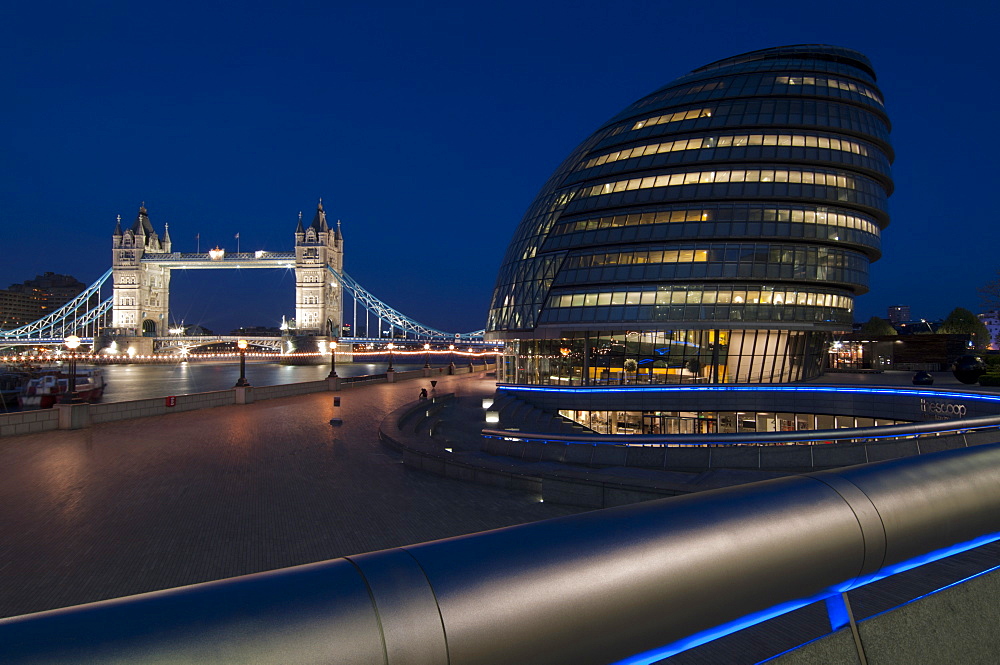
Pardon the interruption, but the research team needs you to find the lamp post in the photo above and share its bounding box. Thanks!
[448,344,456,374]
[423,343,431,369]
[327,338,339,379]
[62,335,82,404]
[235,339,250,387]
[386,343,395,373]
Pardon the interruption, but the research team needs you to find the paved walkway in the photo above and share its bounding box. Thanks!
[0,372,582,619]
[0,369,989,620]
[809,368,1000,389]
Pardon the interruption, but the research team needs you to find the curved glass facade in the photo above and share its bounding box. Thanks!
[487,45,892,385]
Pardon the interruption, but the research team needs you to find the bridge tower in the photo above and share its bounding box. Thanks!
[111,204,172,338]
[294,199,343,335]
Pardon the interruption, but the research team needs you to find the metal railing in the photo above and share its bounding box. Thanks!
[0,265,486,346]
[482,413,1000,448]
[2,443,1000,664]
[0,270,113,340]
[334,267,485,342]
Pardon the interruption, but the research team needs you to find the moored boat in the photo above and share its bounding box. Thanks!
[18,369,106,409]
[1,371,32,407]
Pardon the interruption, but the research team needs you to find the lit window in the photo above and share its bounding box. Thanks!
[578,133,869,171]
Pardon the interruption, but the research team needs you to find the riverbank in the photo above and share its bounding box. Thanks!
[0,363,495,437]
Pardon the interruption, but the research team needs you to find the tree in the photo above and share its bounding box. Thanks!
[858,316,897,337]
[937,307,990,350]
[623,358,638,384]
[979,274,1000,314]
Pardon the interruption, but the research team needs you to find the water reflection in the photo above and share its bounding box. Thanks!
[100,362,430,403]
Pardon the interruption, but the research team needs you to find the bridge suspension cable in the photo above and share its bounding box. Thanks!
[334,269,484,342]
[0,269,114,341]
[0,267,485,345]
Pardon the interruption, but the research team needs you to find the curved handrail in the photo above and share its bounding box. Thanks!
[2,444,1000,664]
[482,412,1000,447]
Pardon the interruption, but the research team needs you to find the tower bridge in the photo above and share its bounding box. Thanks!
[0,201,487,352]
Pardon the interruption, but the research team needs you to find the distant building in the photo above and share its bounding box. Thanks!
[978,311,1000,350]
[887,305,910,324]
[0,272,86,329]
[0,289,37,328]
[830,333,973,372]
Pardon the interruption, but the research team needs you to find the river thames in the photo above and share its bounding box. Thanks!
[102,361,439,401]
[3,361,442,408]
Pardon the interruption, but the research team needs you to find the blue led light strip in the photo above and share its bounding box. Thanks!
[492,383,1000,446]
[612,530,1000,665]
[499,383,1000,405]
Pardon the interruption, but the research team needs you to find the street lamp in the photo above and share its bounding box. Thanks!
[423,343,431,369]
[327,338,339,379]
[62,335,82,404]
[387,342,395,372]
[235,339,250,387]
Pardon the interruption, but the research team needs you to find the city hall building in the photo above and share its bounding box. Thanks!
[486,45,892,391]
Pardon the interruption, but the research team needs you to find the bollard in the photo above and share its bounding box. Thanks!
[330,395,342,425]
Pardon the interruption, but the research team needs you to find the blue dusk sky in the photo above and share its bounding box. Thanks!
[0,0,995,334]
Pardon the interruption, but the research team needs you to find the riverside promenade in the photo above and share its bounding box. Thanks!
[0,371,582,620]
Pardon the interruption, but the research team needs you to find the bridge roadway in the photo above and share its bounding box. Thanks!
[0,372,581,620]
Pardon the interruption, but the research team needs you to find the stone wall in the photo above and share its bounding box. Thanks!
[0,364,495,438]
[0,408,60,437]
[89,390,235,423]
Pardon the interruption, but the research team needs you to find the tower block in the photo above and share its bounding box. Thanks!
[294,199,343,335]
